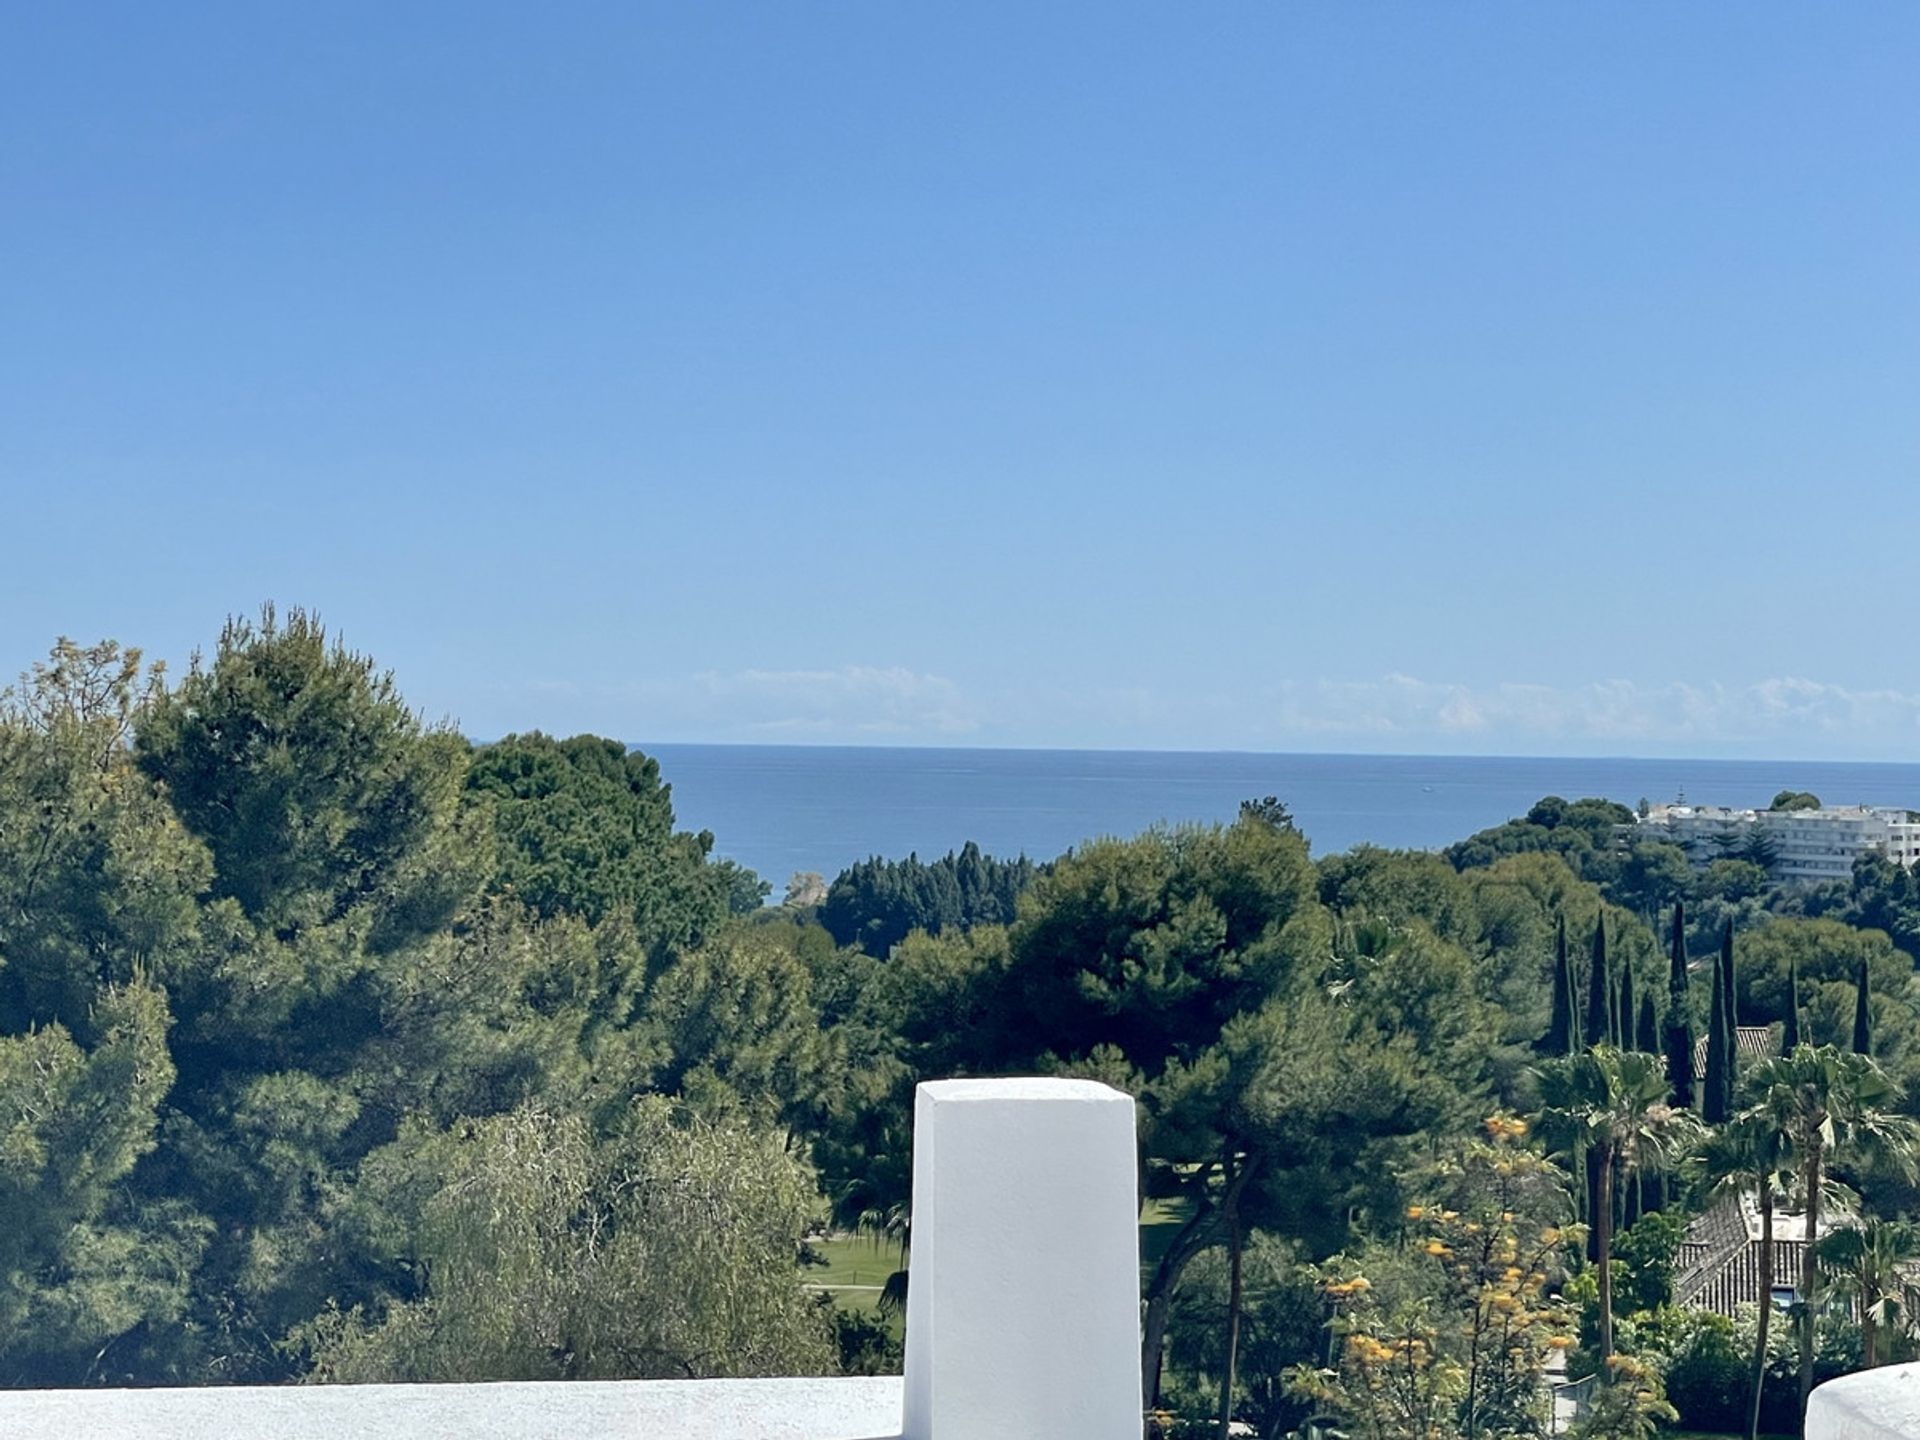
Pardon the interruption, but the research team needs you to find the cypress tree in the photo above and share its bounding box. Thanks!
[1663,901,1696,1109]
[1704,956,1731,1125]
[1585,915,1612,1049]
[1720,917,1738,1026]
[1719,919,1739,1116]
[1782,955,1802,1053]
[1854,958,1872,1056]
[1640,986,1667,1214]
[1618,962,1637,1053]
[1544,915,1576,1055]
[1637,991,1658,1054]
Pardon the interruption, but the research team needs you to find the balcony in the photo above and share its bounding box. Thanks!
[0,1078,1141,1440]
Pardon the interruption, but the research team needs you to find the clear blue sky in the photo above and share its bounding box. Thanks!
[4,5,1917,758]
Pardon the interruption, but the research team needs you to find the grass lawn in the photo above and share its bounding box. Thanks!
[1141,1192,1197,1286]
[805,1232,903,1291]
[806,1194,1198,1331]
[804,1233,903,1327]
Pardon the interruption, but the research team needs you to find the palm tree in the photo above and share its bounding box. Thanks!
[1690,1104,1795,1440]
[1816,1217,1920,1370]
[1741,1046,1920,1417]
[1536,1047,1703,1363]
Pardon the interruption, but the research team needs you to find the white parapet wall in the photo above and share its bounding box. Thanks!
[0,1376,906,1440]
[903,1078,1143,1440]
[1809,1365,1920,1440]
[0,1077,1143,1440]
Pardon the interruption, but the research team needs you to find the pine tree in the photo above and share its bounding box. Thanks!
[1782,955,1802,1053]
[1704,957,1731,1125]
[1585,915,1613,1050]
[1854,958,1872,1057]
[1545,915,1577,1055]
[1663,901,1697,1109]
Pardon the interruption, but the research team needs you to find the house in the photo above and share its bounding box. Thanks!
[1676,1187,1853,1316]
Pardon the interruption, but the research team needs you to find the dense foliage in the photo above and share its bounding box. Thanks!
[9,614,1920,1440]
[817,843,1039,956]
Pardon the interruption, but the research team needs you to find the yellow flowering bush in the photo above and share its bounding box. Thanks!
[1286,1116,1577,1440]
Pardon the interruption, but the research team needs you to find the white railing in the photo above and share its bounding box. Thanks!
[1808,1364,1920,1440]
[0,1078,1143,1440]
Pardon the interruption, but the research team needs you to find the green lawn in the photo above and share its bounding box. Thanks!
[805,1195,1197,1326]
[1141,1193,1197,1285]
[805,1233,903,1291]
[804,1233,903,1325]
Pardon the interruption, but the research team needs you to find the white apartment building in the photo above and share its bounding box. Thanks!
[1630,803,1920,883]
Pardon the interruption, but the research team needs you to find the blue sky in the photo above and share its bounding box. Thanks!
[4,5,1917,758]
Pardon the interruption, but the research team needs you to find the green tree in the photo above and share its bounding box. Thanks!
[818,843,1038,957]
[1741,1046,1920,1416]
[1286,1118,1572,1440]
[1614,841,1693,925]
[464,731,724,949]
[713,858,772,915]
[1544,915,1576,1055]
[1617,961,1636,1057]
[1704,954,1732,1125]
[1535,1048,1702,1362]
[1664,903,1696,1111]
[1585,917,1613,1051]
[639,928,835,1139]
[1738,920,1914,1066]
[1816,1218,1920,1369]
[1855,959,1873,1057]
[1166,1234,1325,1440]
[305,1099,832,1381]
[1690,1101,1796,1440]
[1770,792,1821,812]
[136,607,479,946]
[0,982,188,1384]
[0,640,210,1037]
[128,611,515,1378]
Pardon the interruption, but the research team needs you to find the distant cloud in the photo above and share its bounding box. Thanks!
[475,667,1920,758]
[682,665,980,737]
[476,664,980,742]
[1257,674,1920,754]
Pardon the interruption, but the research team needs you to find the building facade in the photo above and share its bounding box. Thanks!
[1627,804,1920,884]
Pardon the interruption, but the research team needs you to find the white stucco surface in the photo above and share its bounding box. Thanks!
[0,1375,905,1440]
[903,1077,1142,1440]
[1809,1365,1920,1440]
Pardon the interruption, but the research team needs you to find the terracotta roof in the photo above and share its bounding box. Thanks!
[1675,1190,1854,1317]
[1693,1025,1778,1077]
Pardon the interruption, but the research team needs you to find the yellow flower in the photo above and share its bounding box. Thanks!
[1406,1205,1425,1219]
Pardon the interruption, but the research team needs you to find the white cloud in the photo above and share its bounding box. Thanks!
[471,664,981,742]
[1250,674,1920,755]
[682,665,980,737]
[474,667,1920,758]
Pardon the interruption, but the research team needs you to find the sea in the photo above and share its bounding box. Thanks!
[641,745,1920,887]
